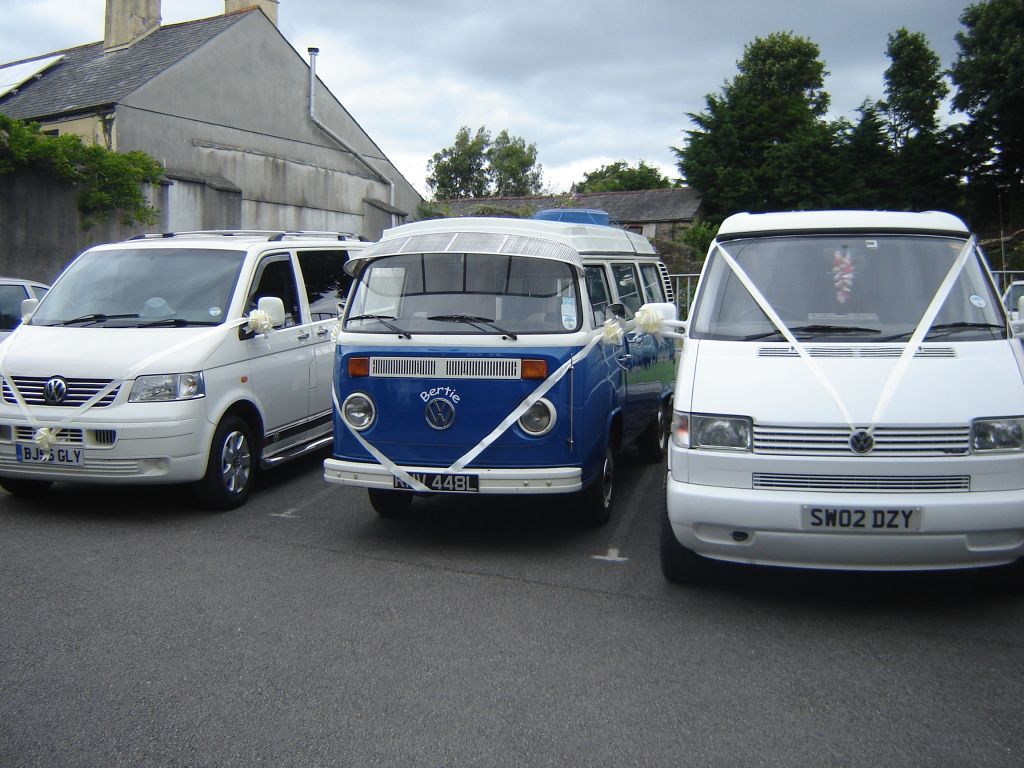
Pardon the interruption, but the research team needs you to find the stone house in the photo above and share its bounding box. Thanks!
[0,0,421,280]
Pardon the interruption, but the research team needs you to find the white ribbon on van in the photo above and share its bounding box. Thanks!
[336,324,626,491]
[714,237,976,433]
[0,309,278,456]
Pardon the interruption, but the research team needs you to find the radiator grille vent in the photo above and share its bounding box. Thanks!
[369,357,523,379]
[753,473,970,492]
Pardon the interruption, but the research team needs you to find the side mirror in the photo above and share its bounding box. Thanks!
[1016,295,1024,321]
[258,296,286,328]
[609,303,627,319]
[20,298,39,322]
[239,296,287,340]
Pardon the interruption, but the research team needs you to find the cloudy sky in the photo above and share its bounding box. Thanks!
[1,0,971,198]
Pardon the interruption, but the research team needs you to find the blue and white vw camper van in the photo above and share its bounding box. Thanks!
[323,216,678,524]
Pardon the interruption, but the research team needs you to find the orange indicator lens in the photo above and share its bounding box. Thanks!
[522,359,548,379]
[348,357,370,377]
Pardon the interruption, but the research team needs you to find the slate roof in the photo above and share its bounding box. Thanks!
[0,11,254,121]
[437,187,701,225]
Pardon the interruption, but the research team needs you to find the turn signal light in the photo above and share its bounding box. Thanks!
[348,357,370,377]
[522,359,548,380]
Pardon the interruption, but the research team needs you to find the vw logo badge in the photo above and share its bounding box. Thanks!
[424,397,456,431]
[849,429,875,455]
[43,376,68,405]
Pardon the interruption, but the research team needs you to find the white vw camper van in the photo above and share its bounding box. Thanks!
[662,210,1024,583]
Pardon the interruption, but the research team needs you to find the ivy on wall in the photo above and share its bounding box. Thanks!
[0,113,164,227]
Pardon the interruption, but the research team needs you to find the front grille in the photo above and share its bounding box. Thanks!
[369,357,522,379]
[3,377,120,408]
[14,426,83,445]
[753,473,970,493]
[753,425,971,456]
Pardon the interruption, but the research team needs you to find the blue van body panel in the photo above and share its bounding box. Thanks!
[332,342,622,477]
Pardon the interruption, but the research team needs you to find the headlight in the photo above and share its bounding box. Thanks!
[129,372,205,402]
[972,417,1024,452]
[342,392,376,430]
[518,398,556,436]
[672,411,752,451]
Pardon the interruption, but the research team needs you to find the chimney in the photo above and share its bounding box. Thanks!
[224,0,279,26]
[104,0,161,51]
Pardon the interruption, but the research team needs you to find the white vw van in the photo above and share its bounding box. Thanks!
[663,210,1024,583]
[0,230,368,509]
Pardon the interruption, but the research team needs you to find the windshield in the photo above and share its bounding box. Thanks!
[345,252,581,335]
[30,248,245,327]
[689,234,1004,342]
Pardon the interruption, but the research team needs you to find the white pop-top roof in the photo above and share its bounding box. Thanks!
[345,216,657,275]
[717,210,970,239]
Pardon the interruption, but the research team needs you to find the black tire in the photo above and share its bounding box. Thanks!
[0,477,53,497]
[368,488,413,518]
[577,445,614,527]
[195,415,255,510]
[636,400,671,463]
[659,473,709,584]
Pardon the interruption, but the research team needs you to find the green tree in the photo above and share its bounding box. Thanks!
[881,28,950,148]
[571,160,671,193]
[949,0,1024,229]
[425,126,543,200]
[874,28,962,213]
[674,32,835,221]
[488,130,543,196]
[833,101,900,209]
[425,126,491,200]
[0,113,163,226]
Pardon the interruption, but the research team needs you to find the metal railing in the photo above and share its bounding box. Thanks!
[669,273,700,319]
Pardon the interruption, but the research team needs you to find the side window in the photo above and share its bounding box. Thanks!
[297,249,350,320]
[639,263,666,303]
[585,265,612,326]
[611,263,644,315]
[249,254,301,327]
[0,284,28,331]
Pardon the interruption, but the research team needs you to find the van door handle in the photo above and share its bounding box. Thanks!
[316,327,330,336]
[297,332,310,340]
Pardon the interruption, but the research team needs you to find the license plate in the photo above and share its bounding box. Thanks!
[802,505,921,532]
[394,472,479,493]
[16,443,84,466]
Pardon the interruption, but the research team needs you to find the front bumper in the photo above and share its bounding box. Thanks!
[665,476,1024,571]
[323,457,582,494]
[0,413,211,485]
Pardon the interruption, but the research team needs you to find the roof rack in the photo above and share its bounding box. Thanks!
[128,230,368,242]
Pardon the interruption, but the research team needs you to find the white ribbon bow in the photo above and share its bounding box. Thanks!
[33,427,60,454]
[245,309,275,336]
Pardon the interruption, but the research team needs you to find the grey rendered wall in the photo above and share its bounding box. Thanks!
[0,167,160,283]
[116,13,421,238]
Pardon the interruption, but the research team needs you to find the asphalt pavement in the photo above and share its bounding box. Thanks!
[2,450,1022,767]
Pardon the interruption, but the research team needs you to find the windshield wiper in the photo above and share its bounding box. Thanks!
[57,313,140,327]
[788,324,881,337]
[346,313,411,339]
[878,322,1006,341]
[427,314,518,340]
[137,318,219,328]
[741,324,880,341]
